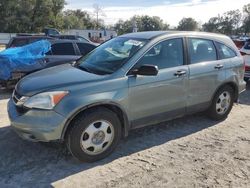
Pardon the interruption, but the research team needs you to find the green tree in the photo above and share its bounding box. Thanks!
[202,17,221,33]
[219,10,242,35]
[177,17,198,31]
[114,15,169,35]
[242,4,250,34]
[0,0,66,33]
[62,9,96,30]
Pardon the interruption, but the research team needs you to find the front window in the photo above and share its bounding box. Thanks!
[77,37,147,75]
[135,38,184,69]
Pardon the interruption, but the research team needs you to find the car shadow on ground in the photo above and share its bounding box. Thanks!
[0,83,249,187]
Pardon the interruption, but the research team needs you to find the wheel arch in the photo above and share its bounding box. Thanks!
[212,82,239,103]
[61,102,130,141]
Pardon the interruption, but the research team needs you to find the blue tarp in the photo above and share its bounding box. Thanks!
[0,40,51,80]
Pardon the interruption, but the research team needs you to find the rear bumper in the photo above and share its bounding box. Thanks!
[8,98,67,142]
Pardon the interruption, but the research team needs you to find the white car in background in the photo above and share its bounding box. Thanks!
[240,40,250,82]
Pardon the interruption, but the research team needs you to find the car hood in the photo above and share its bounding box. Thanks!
[16,64,107,96]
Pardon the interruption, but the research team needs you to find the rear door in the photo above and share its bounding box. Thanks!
[186,38,225,112]
[128,38,189,127]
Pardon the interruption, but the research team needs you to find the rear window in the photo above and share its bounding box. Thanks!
[215,42,237,59]
[49,43,76,55]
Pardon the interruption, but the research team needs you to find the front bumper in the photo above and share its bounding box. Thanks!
[8,98,67,142]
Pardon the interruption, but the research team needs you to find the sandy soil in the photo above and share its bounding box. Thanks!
[0,84,250,188]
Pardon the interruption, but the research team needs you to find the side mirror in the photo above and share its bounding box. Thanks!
[132,64,159,76]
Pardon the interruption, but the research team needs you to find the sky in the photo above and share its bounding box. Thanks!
[65,0,249,27]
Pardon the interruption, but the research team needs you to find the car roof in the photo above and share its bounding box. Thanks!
[12,35,55,40]
[50,39,95,45]
[119,31,227,40]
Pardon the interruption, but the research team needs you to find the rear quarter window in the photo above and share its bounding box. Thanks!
[215,42,237,59]
[77,43,95,56]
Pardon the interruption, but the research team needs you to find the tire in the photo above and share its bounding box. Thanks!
[244,77,249,82]
[66,107,122,162]
[207,85,234,121]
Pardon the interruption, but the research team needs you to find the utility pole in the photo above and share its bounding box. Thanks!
[93,4,105,30]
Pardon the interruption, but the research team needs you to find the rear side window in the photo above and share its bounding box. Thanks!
[77,43,87,56]
[215,42,237,59]
[50,43,75,55]
[188,38,217,64]
[77,43,95,56]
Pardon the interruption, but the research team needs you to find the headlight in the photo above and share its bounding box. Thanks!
[24,91,69,110]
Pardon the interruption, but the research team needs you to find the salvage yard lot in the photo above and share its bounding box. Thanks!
[0,84,250,188]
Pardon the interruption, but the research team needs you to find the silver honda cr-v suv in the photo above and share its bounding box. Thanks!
[8,31,246,162]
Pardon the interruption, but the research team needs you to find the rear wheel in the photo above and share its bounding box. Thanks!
[207,85,234,120]
[66,107,122,162]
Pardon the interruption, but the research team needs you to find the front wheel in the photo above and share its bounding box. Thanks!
[207,85,234,120]
[66,107,122,162]
[244,77,249,82]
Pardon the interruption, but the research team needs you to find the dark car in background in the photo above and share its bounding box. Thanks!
[6,36,56,48]
[0,40,97,89]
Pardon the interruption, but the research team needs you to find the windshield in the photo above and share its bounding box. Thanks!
[77,37,147,75]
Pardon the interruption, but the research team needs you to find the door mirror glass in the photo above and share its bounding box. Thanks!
[132,65,159,76]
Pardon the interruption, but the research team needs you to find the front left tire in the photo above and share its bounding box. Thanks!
[66,107,122,162]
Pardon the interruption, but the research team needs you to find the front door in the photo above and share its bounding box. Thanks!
[128,38,189,128]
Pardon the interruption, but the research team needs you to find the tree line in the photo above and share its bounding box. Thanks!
[0,0,100,33]
[0,0,249,36]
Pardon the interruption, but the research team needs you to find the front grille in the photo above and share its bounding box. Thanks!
[12,90,23,105]
[12,90,29,114]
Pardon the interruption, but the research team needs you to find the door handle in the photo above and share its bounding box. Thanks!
[174,70,187,77]
[214,64,224,69]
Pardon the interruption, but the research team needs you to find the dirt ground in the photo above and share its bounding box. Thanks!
[0,84,250,188]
